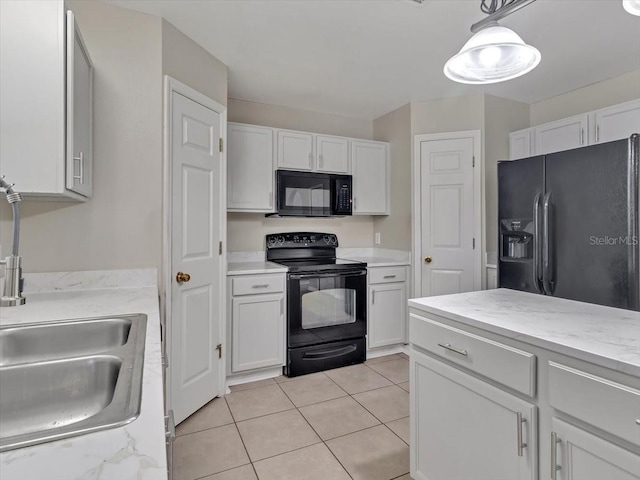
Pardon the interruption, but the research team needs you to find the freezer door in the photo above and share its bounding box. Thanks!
[498,156,544,293]
[544,137,639,310]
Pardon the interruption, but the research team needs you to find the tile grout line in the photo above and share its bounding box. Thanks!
[223,396,256,474]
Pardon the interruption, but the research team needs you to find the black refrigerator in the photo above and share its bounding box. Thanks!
[497,134,640,311]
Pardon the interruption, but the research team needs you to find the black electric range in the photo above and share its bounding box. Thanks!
[266,232,367,377]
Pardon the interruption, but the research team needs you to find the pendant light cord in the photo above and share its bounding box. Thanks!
[480,0,516,15]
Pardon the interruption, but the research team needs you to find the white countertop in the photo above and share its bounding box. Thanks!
[409,288,640,377]
[0,269,167,480]
[339,256,410,267]
[227,261,288,276]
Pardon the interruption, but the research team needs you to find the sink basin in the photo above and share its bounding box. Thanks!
[0,317,132,366]
[0,314,147,452]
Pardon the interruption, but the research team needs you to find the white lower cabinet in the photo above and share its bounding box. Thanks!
[229,274,285,373]
[550,418,640,480]
[411,349,537,480]
[367,266,408,349]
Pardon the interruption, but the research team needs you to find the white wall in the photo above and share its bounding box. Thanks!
[227,98,375,252]
[372,103,412,251]
[0,1,163,273]
[530,69,640,125]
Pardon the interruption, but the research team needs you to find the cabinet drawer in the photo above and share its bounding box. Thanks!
[232,275,284,296]
[549,362,640,446]
[369,266,406,284]
[410,314,536,396]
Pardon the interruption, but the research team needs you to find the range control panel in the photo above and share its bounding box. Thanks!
[266,232,338,249]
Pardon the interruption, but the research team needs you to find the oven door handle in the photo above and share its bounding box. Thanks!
[289,270,367,280]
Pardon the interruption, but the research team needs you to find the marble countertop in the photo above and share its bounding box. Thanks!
[227,261,288,276]
[409,288,640,377]
[0,269,167,480]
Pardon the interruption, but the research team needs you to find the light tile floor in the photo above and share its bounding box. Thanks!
[173,353,411,480]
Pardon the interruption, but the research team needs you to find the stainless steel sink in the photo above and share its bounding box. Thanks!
[0,314,147,452]
[0,317,132,366]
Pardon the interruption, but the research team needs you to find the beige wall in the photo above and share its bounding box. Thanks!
[0,1,163,273]
[484,95,530,253]
[228,98,373,139]
[530,69,640,125]
[162,20,228,107]
[372,104,412,251]
[411,95,485,136]
[227,99,375,252]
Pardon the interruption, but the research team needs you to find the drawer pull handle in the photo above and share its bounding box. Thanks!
[251,284,270,289]
[437,343,468,356]
[383,275,397,279]
[516,412,527,457]
[551,431,561,480]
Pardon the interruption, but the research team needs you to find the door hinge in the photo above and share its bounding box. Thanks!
[219,241,223,255]
[216,343,222,359]
[472,156,475,168]
[473,238,476,249]
[219,138,224,152]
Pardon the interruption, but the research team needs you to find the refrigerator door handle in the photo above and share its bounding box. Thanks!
[533,193,543,293]
[542,191,555,295]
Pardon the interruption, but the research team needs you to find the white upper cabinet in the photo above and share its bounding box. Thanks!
[535,114,589,155]
[277,130,314,171]
[593,99,640,144]
[315,135,349,173]
[0,1,93,200]
[351,140,389,215]
[227,123,275,212]
[509,128,534,160]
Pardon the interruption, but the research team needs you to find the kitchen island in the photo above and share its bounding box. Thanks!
[408,288,640,480]
[0,269,167,480]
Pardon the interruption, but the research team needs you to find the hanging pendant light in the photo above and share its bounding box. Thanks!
[623,0,640,16]
[444,22,541,84]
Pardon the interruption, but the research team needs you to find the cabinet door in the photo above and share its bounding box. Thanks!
[594,100,640,144]
[232,293,284,372]
[66,11,93,197]
[351,140,389,215]
[277,130,313,171]
[227,123,274,212]
[509,129,534,160]
[368,281,406,348]
[411,349,537,480]
[551,418,640,480]
[316,135,349,173]
[535,114,589,155]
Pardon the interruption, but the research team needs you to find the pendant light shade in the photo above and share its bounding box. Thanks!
[444,24,541,84]
[623,0,640,16]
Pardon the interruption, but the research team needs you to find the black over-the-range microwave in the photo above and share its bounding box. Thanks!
[272,169,352,217]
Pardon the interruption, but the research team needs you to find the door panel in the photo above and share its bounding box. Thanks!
[316,135,349,173]
[420,138,475,297]
[545,138,638,309]
[369,282,406,348]
[535,114,588,155]
[277,130,313,170]
[351,140,388,214]
[171,91,222,424]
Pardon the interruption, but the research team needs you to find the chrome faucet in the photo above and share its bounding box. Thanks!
[0,176,25,306]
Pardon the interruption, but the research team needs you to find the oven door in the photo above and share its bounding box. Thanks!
[276,170,331,216]
[287,270,367,348]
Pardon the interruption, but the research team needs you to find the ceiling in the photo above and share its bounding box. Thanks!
[107,0,640,120]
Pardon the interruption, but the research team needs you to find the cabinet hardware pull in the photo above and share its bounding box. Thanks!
[596,124,600,142]
[319,153,323,168]
[580,128,584,145]
[280,297,284,315]
[383,275,396,279]
[551,431,561,480]
[308,152,313,167]
[437,343,468,356]
[371,290,375,304]
[516,412,527,457]
[353,197,356,211]
[252,284,269,289]
[73,152,84,184]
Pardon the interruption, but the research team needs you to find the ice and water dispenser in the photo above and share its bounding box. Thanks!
[500,219,533,260]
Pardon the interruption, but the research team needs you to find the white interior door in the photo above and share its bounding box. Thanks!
[419,137,476,297]
[170,90,222,424]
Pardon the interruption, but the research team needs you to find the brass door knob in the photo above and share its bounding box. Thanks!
[176,272,191,284]
[424,256,432,264]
